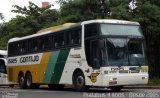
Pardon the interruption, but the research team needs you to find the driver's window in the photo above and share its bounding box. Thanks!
[91,40,101,68]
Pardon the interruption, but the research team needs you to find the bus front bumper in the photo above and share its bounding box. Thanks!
[102,73,149,86]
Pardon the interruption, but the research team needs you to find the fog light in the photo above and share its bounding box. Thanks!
[110,78,113,81]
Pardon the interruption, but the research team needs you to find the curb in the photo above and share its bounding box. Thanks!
[124,86,160,89]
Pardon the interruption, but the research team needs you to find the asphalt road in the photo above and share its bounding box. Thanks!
[0,87,160,98]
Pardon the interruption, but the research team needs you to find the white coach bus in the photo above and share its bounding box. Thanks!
[7,19,148,91]
[0,50,8,85]
[0,50,14,87]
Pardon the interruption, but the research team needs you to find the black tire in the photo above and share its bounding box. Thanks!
[18,73,26,89]
[48,84,64,90]
[73,71,89,91]
[26,72,33,89]
[110,86,123,92]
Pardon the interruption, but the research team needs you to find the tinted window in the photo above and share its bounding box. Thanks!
[54,33,65,48]
[38,36,52,50]
[8,26,82,57]
[85,24,99,38]
[71,29,81,45]
[0,60,6,74]
[100,24,143,36]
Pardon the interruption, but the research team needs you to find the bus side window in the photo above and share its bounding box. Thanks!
[71,29,81,45]
[58,33,65,47]
[71,31,74,44]
[53,33,65,48]
[38,38,41,50]
[32,39,38,52]
[18,42,23,54]
[8,43,15,56]
[21,41,28,54]
[54,34,58,48]
[65,32,71,46]
[77,30,81,44]
[28,39,32,53]
[39,36,52,51]
[46,35,52,50]
[38,37,44,51]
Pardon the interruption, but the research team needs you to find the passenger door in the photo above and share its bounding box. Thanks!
[90,40,103,69]
[90,40,102,85]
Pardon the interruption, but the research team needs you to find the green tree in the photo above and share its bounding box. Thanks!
[57,0,102,23]
[0,13,4,38]
[0,1,59,49]
[12,1,59,32]
[134,0,160,77]
[0,13,4,20]
[57,0,160,77]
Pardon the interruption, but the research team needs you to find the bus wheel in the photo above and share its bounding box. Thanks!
[110,86,123,92]
[26,72,33,89]
[18,73,26,89]
[48,84,64,90]
[73,71,88,91]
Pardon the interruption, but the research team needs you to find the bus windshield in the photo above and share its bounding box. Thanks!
[84,23,147,67]
[100,24,142,36]
[102,38,147,66]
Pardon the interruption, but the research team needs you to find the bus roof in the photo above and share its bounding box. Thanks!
[8,19,140,43]
[82,19,140,25]
[37,23,78,33]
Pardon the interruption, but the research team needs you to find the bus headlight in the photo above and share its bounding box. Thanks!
[109,78,117,81]
[141,66,148,72]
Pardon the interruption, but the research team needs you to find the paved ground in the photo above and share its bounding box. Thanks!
[0,86,160,98]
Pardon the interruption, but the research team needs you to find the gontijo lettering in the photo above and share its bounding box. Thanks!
[20,55,39,63]
[7,53,43,66]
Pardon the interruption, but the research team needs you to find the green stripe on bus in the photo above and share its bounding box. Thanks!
[43,51,60,83]
[50,49,70,84]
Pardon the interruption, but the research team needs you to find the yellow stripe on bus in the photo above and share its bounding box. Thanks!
[38,52,51,83]
[7,52,51,83]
